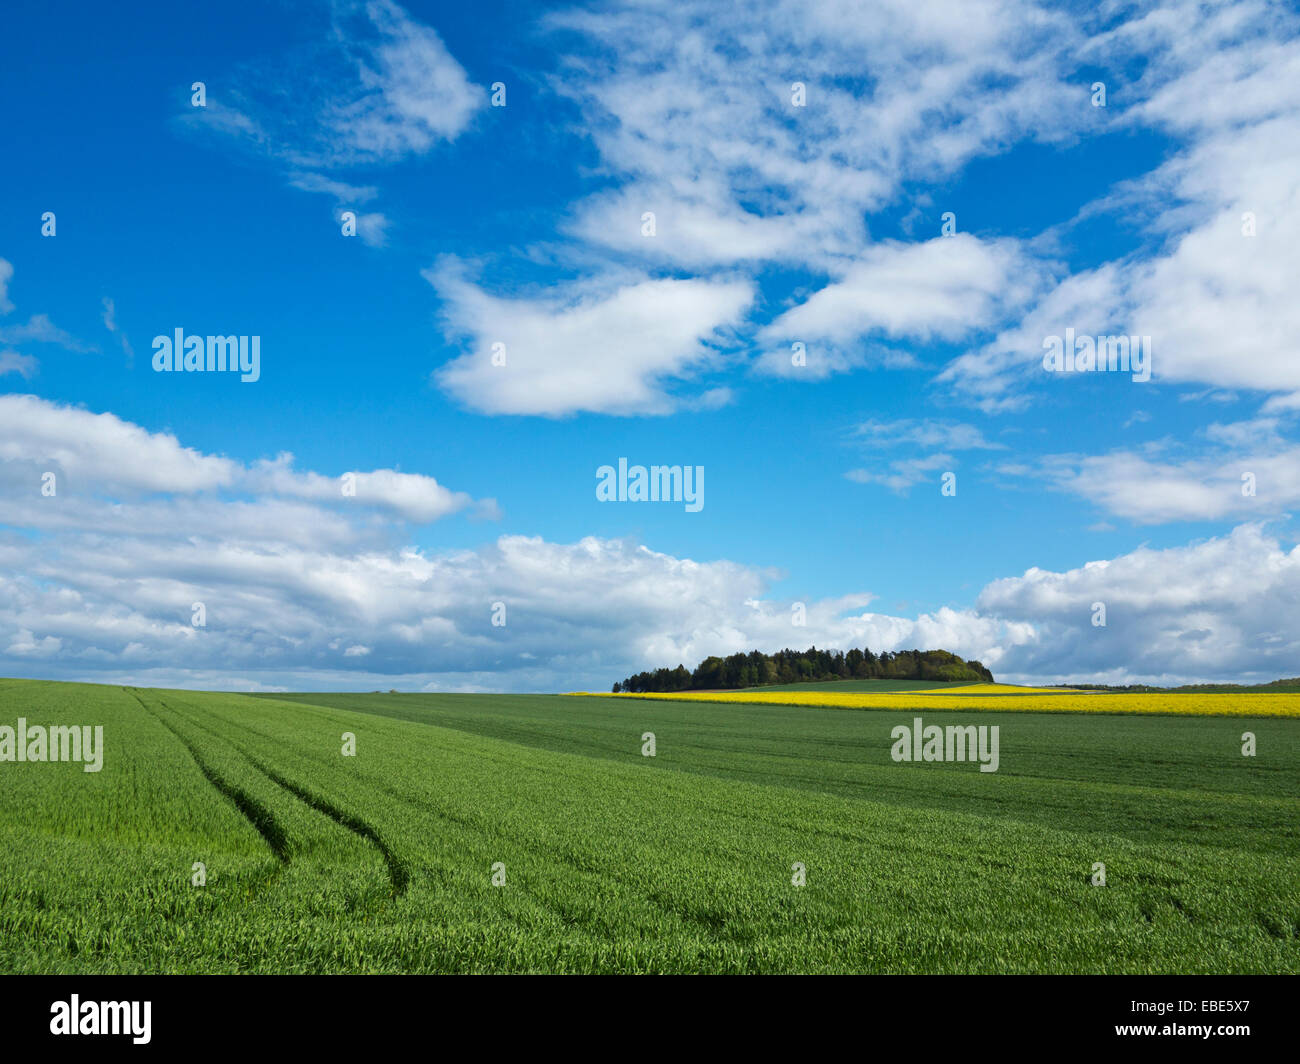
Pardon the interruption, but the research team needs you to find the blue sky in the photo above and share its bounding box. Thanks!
[2,0,1299,691]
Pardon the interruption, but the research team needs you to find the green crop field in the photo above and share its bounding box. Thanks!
[727,678,982,693]
[2,677,1298,973]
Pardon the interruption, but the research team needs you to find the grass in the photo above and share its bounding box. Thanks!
[729,678,984,693]
[2,678,1297,973]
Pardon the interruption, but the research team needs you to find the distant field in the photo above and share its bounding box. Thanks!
[729,678,983,693]
[2,678,1297,973]
[739,681,1083,696]
[589,688,1300,717]
[911,683,1088,695]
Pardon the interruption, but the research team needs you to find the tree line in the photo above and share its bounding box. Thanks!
[613,647,994,693]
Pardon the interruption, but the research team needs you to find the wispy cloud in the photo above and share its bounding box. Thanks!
[184,0,480,168]
[992,416,1300,524]
[548,0,1088,272]
[0,313,93,352]
[844,417,1004,493]
[0,260,93,372]
[101,297,134,366]
[0,257,13,315]
[0,350,37,379]
[178,0,482,248]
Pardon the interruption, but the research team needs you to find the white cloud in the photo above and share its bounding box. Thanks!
[566,186,823,271]
[178,0,478,245]
[428,259,754,416]
[0,394,237,495]
[326,0,481,160]
[0,513,1020,691]
[187,0,479,169]
[549,0,1088,271]
[248,452,492,524]
[978,415,1300,524]
[1032,451,1300,526]
[942,1,1300,408]
[2,400,1297,688]
[24,516,1295,691]
[354,210,389,247]
[6,628,62,658]
[980,523,1300,685]
[0,395,492,524]
[759,235,1049,377]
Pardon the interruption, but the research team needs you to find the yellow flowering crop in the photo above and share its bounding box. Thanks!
[569,689,1300,718]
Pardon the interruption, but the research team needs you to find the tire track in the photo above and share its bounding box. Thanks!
[245,758,409,897]
[129,691,290,864]
[152,695,409,897]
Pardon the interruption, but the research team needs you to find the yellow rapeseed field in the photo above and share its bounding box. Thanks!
[570,689,1300,718]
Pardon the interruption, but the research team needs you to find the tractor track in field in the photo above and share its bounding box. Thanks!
[134,691,409,898]
[130,692,290,864]
[240,757,409,897]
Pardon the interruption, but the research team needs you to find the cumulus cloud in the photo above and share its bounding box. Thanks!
[0,396,1007,689]
[247,452,493,523]
[980,523,1300,685]
[539,0,1300,409]
[534,0,1300,405]
[942,1,1300,408]
[2,401,1296,689]
[0,394,491,522]
[11,513,1292,691]
[0,394,237,495]
[0,515,1025,691]
[428,259,754,416]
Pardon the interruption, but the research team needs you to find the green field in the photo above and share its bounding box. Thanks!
[2,677,1298,973]
[725,678,982,693]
